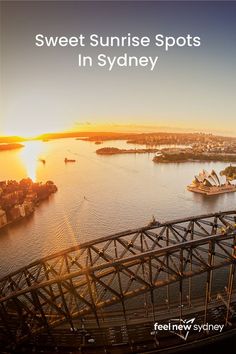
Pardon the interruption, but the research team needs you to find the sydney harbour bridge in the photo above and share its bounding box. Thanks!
[1,210,236,353]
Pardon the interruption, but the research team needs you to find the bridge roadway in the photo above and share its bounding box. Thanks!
[1,210,236,352]
[8,293,236,353]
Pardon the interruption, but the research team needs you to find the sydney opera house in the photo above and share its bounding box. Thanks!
[187,169,236,195]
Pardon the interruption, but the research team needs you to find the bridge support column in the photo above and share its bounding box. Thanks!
[225,236,236,325]
[204,240,215,325]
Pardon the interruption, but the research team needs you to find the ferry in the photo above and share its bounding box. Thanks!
[38,158,46,164]
[64,158,76,163]
[187,169,236,195]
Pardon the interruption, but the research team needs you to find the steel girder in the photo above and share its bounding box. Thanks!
[0,210,236,346]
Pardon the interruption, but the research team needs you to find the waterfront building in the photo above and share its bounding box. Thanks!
[187,169,236,195]
[0,208,7,227]
[23,201,35,215]
[8,205,22,221]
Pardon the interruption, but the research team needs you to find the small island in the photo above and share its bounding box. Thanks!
[0,143,24,151]
[96,147,159,155]
[0,178,57,229]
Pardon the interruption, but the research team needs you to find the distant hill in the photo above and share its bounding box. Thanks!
[0,136,26,144]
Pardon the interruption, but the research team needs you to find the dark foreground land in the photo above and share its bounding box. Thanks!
[0,178,57,229]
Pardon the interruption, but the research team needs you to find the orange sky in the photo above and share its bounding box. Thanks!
[2,119,236,139]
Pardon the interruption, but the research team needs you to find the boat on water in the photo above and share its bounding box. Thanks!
[187,169,236,195]
[64,158,76,163]
[38,158,46,164]
[95,141,102,145]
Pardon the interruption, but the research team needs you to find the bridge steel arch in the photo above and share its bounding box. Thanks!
[0,210,236,350]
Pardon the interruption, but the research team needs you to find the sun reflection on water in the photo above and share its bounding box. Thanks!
[19,141,46,181]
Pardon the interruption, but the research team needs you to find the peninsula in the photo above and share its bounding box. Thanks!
[187,170,236,196]
[0,179,57,229]
[0,143,24,151]
[153,149,236,163]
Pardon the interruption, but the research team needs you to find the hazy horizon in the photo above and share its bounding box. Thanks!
[1,123,236,140]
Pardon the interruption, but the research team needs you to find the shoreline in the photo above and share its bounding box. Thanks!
[187,185,236,196]
[0,212,34,232]
[0,179,58,231]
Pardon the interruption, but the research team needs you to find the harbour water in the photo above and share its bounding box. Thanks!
[0,138,235,278]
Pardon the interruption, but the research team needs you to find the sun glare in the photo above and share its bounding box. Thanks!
[19,141,46,181]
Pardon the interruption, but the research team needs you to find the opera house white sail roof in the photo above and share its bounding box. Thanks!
[194,170,222,187]
[188,169,236,195]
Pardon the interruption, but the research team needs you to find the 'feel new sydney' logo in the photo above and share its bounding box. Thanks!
[153,317,224,341]
[168,318,195,340]
[154,318,195,341]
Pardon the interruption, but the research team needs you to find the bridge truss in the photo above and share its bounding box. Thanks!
[0,210,236,351]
